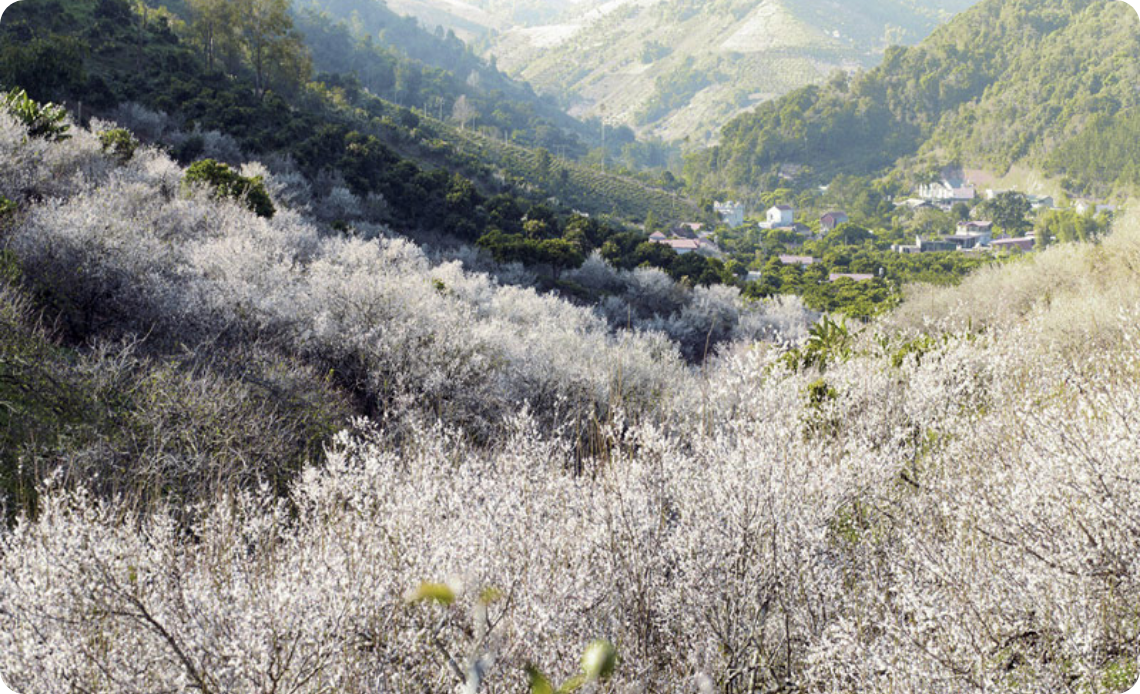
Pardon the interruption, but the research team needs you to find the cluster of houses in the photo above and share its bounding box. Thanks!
[651,201,847,256]
[895,174,1120,254]
[710,200,850,237]
[657,183,1117,262]
[902,177,1059,214]
[894,219,1036,254]
[648,222,721,256]
[757,204,848,235]
[914,177,976,205]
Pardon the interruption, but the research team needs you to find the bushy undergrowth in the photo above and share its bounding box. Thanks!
[2,112,1139,693]
[564,252,815,361]
[888,206,1140,356]
[0,253,351,517]
[0,110,686,473]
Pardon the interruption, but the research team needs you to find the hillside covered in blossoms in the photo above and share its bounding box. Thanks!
[1,85,1139,693]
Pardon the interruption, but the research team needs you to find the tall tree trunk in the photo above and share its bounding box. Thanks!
[254,38,264,99]
[136,2,146,72]
[205,22,214,72]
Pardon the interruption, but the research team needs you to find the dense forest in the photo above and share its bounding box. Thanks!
[294,0,594,153]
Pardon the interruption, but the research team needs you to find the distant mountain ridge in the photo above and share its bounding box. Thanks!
[372,0,980,142]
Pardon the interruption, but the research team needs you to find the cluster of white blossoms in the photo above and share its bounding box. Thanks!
[1,112,1139,693]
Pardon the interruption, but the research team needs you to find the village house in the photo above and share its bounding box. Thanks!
[895,236,959,253]
[990,236,1035,253]
[778,255,816,266]
[766,204,795,227]
[654,238,701,254]
[820,211,849,232]
[650,236,722,257]
[917,177,976,203]
[714,201,745,228]
[829,273,875,282]
[954,221,994,246]
[944,233,986,250]
[957,220,994,235]
[671,222,704,239]
[1075,200,1116,216]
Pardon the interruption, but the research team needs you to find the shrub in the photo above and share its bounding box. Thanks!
[0,197,15,231]
[184,158,275,218]
[0,88,70,141]
[97,127,138,163]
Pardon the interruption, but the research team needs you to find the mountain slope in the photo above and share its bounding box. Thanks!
[295,0,596,151]
[385,0,978,142]
[684,0,1140,198]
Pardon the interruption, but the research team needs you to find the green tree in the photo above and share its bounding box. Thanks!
[184,159,275,218]
[187,0,238,73]
[535,239,585,279]
[235,0,310,98]
[978,192,1031,234]
[910,207,955,238]
[644,210,658,235]
[98,128,138,163]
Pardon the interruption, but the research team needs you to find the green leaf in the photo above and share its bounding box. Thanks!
[525,665,555,694]
[557,673,587,693]
[404,581,456,605]
[479,586,503,605]
[580,639,617,681]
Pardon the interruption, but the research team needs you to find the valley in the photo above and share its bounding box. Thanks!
[1,1,1140,692]
[377,0,980,141]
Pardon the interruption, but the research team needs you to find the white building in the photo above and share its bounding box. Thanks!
[917,179,976,202]
[956,220,994,245]
[766,204,795,227]
[714,201,745,228]
[1075,200,1116,216]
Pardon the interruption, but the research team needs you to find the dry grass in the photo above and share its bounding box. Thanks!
[886,203,1140,355]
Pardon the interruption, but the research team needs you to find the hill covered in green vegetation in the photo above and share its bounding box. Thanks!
[684,0,1140,199]
[294,0,596,153]
[0,0,714,273]
[468,0,978,142]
